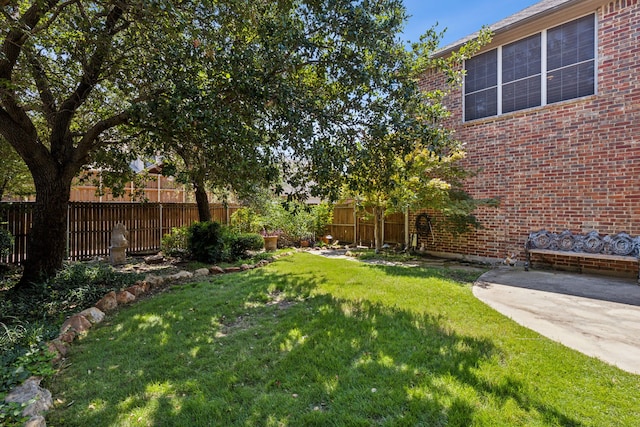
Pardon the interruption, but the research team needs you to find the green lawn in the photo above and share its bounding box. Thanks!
[47,253,640,426]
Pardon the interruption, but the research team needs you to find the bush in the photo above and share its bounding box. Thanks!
[161,226,190,257]
[230,207,263,234]
[188,221,225,263]
[0,229,13,259]
[228,233,264,260]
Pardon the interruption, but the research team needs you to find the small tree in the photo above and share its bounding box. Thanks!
[343,29,494,252]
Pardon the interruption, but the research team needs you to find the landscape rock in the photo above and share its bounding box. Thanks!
[171,270,193,280]
[144,254,165,265]
[256,260,270,267]
[193,268,210,277]
[78,307,105,324]
[125,284,145,297]
[60,314,92,336]
[240,264,253,271]
[116,290,136,304]
[5,377,52,418]
[145,274,165,288]
[135,280,150,292]
[58,331,76,343]
[224,266,242,273]
[209,266,225,274]
[25,415,46,427]
[46,339,69,364]
[95,291,118,312]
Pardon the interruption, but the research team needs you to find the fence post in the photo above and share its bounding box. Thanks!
[405,208,410,248]
[66,203,71,260]
[381,210,385,245]
[353,203,358,245]
[159,203,163,244]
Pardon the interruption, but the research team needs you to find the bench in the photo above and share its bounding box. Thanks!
[524,229,640,282]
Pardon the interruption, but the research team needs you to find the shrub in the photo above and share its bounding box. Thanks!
[228,233,264,260]
[230,207,263,234]
[188,221,225,263]
[0,228,13,259]
[161,225,190,257]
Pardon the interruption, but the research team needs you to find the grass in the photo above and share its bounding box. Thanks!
[46,253,639,426]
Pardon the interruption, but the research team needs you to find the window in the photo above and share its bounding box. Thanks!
[464,14,595,121]
[464,50,498,121]
[547,15,596,103]
[502,34,541,113]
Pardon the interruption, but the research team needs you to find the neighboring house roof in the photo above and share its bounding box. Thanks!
[437,0,598,56]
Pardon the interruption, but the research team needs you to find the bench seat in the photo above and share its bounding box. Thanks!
[524,229,640,282]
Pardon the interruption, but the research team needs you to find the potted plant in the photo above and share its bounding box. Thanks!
[258,200,289,251]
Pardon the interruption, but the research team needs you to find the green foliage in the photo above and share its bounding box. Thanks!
[248,199,333,244]
[230,208,263,234]
[0,138,34,201]
[161,226,190,257]
[187,221,225,264]
[227,233,264,261]
[0,397,31,427]
[0,341,55,427]
[0,228,13,259]
[187,221,263,263]
[0,261,144,414]
[310,202,334,237]
[2,262,142,336]
[0,344,56,390]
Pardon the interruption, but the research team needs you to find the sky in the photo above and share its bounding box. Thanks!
[401,0,541,47]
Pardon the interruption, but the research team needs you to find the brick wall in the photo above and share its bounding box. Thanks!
[416,2,640,275]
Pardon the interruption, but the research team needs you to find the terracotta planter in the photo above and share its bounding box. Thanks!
[263,236,278,251]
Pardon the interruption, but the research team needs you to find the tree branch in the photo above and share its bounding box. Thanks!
[24,44,57,127]
[0,0,58,134]
[52,3,128,159]
[31,0,80,34]
[73,110,132,165]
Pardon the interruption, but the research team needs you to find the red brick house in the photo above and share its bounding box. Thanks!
[417,0,640,277]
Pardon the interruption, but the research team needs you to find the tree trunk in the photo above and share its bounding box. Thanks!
[373,206,383,253]
[17,174,72,288]
[193,177,211,222]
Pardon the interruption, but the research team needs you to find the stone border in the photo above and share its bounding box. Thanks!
[5,252,293,427]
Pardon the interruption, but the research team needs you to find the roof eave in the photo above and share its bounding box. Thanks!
[433,0,590,58]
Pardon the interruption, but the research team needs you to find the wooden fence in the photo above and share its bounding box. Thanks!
[327,204,406,248]
[0,202,239,264]
[1,201,407,265]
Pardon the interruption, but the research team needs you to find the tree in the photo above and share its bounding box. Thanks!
[135,0,414,218]
[0,0,444,288]
[342,29,494,251]
[0,1,192,287]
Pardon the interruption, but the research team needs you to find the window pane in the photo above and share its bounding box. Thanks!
[547,61,594,103]
[502,76,541,113]
[465,49,497,94]
[502,34,541,83]
[465,88,497,121]
[548,14,595,71]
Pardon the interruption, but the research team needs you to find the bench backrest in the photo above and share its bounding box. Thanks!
[527,229,640,257]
